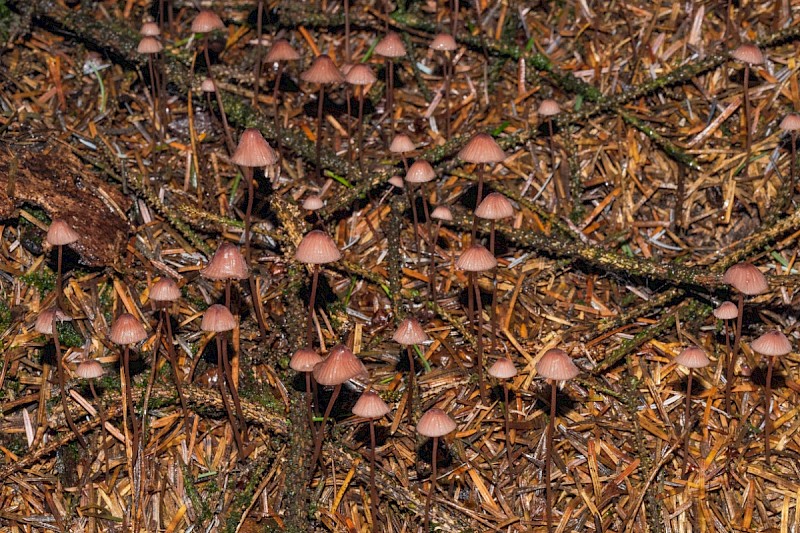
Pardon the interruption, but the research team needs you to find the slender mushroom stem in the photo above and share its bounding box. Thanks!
[683,369,694,478]
[545,380,556,533]
[89,380,109,477]
[216,336,246,456]
[305,371,314,428]
[221,334,248,444]
[315,86,325,182]
[252,0,265,107]
[471,165,485,242]
[406,345,416,425]
[122,345,140,466]
[368,418,378,531]
[743,64,753,177]
[765,355,775,465]
[146,56,162,141]
[310,383,342,469]
[141,317,165,447]
[473,272,487,404]
[307,264,320,348]
[444,53,452,138]
[429,220,442,301]
[56,244,65,310]
[357,86,366,171]
[726,292,745,413]
[791,131,797,194]
[203,35,235,153]
[52,318,88,450]
[503,381,512,465]
[407,185,422,262]
[423,435,439,532]
[489,219,498,357]
[344,0,351,64]
[162,309,190,438]
[386,59,395,135]
[243,169,255,262]
[273,62,286,155]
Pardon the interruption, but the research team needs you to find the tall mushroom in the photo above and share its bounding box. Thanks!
[290,346,323,426]
[76,359,108,473]
[429,205,453,301]
[750,330,792,465]
[300,55,345,182]
[722,262,768,413]
[455,244,497,403]
[731,43,764,178]
[780,113,800,194]
[474,192,514,357]
[392,317,428,425]
[538,99,562,206]
[295,230,342,348]
[673,346,711,477]
[374,32,407,137]
[536,348,579,533]
[488,357,517,465]
[352,390,390,532]
[457,133,507,241]
[405,159,436,263]
[713,300,738,403]
[345,64,377,169]
[46,219,79,310]
[429,33,458,138]
[265,39,301,155]
[417,408,457,532]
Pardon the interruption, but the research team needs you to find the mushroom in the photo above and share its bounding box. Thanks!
[429,205,453,300]
[46,219,79,310]
[417,408,457,532]
[264,39,301,155]
[488,357,517,465]
[352,390,390,531]
[750,330,792,465]
[295,230,342,348]
[780,113,800,194]
[457,133,507,241]
[731,44,765,177]
[290,347,324,426]
[392,317,428,425]
[300,55,345,182]
[374,32,407,137]
[673,346,711,477]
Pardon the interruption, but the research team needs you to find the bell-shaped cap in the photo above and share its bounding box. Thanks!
[751,330,792,357]
[389,134,415,154]
[266,39,300,62]
[35,308,71,335]
[417,407,456,438]
[488,357,517,379]
[295,230,341,264]
[313,344,364,386]
[375,32,406,58]
[731,43,764,65]
[536,348,579,381]
[713,301,738,320]
[431,205,453,221]
[290,347,324,372]
[458,133,506,164]
[405,160,435,184]
[76,359,105,379]
[475,192,514,220]
[538,99,561,117]
[722,263,768,295]
[302,195,324,211]
[393,317,428,345]
[191,10,225,33]
[139,22,161,37]
[300,54,344,85]
[137,36,163,54]
[201,304,236,333]
[200,77,216,92]
[352,390,390,419]
[455,244,496,272]
[345,64,376,86]
[110,313,147,345]
[201,242,249,280]
[674,346,711,369]
[231,128,278,167]
[150,277,181,303]
[47,219,80,246]
[780,113,800,132]
[388,175,405,188]
[430,33,457,52]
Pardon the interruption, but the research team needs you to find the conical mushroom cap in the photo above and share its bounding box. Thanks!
[389,134,415,154]
[722,263,768,295]
[313,344,364,386]
[150,277,181,303]
[345,64,376,85]
[35,308,71,335]
[47,219,80,246]
[713,301,738,320]
[417,408,456,438]
[475,192,514,220]
[266,39,300,62]
[431,205,453,221]
[76,359,105,379]
[751,330,792,357]
[295,230,341,264]
[300,54,344,85]
[110,313,147,345]
[430,33,457,52]
[137,36,163,54]
[302,195,324,211]
[458,133,506,164]
[231,128,278,167]
[780,113,800,132]
[201,304,236,333]
[405,160,435,184]
[393,318,428,345]
[375,32,406,58]
[538,99,561,117]
[201,78,217,92]
[536,348,579,381]
[191,10,225,33]
[290,347,324,372]
[139,22,160,37]
[201,242,249,280]
[674,346,710,369]
[352,390,390,419]
[455,244,496,272]
[488,357,517,379]
[731,43,764,65]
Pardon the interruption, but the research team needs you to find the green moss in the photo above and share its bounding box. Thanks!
[21,268,56,296]
[56,321,84,348]
[0,300,11,332]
